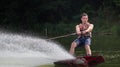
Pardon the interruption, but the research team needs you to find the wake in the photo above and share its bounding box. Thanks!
[0,31,74,67]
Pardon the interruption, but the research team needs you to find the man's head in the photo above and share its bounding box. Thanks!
[80,13,88,23]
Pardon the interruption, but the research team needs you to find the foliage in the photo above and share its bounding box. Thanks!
[0,0,120,37]
[113,0,120,6]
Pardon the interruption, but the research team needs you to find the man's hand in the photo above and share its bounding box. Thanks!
[81,30,87,34]
[76,31,81,36]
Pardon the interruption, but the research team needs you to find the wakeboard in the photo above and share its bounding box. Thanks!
[54,55,105,67]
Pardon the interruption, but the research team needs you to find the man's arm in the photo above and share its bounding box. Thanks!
[82,24,94,34]
[85,24,94,32]
[76,25,81,35]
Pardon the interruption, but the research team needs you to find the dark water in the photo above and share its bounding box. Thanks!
[57,35,120,67]
[76,51,120,67]
[76,35,120,67]
[39,35,120,67]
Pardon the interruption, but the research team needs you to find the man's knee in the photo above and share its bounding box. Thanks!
[85,45,90,48]
[71,42,77,48]
[85,45,90,50]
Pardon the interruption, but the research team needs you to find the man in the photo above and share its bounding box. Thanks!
[69,13,94,56]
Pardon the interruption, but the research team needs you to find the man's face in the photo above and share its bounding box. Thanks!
[81,16,88,23]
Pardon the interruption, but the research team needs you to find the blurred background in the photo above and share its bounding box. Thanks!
[0,0,120,36]
[0,0,120,49]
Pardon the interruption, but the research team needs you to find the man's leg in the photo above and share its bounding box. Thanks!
[69,42,77,55]
[85,45,91,56]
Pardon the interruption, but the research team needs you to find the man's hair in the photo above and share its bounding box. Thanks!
[80,13,88,18]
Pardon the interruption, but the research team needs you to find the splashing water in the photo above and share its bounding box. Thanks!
[0,31,74,67]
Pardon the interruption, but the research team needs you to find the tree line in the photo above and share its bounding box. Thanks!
[0,0,120,36]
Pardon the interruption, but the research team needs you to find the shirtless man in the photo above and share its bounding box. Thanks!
[69,13,94,56]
